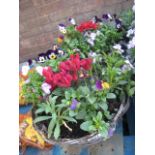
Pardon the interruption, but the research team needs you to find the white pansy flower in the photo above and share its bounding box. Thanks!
[90,32,97,40]
[36,66,43,75]
[125,60,134,69]
[127,29,135,37]
[58,24,67,34]
[107,13,113,20]
[87,38,94,46]
[113,44,124,54]
[69,18,76,25]
[89,51,97,63]
[21,65,30,76]
[41,82,51,95]
[128,37,135,49]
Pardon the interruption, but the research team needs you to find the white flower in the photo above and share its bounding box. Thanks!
[41,82,51,95]
[58,24,67,34]
[89,51,97,63]
[107,13,113,20]
[127,29,135,37]
[21,65,30,76]
[90,32,97,40]
[96,30,101,36]
[125,60,134,69]
[58,49,64,55]
[69,18,76,25]
[128,37,135,49]
[87,38,94,46]
[113,44,124,54]
[36,66,43,75]
[25,79,30,84]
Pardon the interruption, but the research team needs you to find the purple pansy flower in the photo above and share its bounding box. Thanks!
[46,49,57,60]
[37,53,47,63]
[70,99,79,110]
[92,16,102,23]
[102,13,112,20]
[96,80,103,90]
[115,18,122,29]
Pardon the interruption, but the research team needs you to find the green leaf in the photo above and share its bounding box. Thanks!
[88,125,96,132]
[99,127,108,137]
[69,110,77,117]
[48,119,56,138]
[80,121,92,131]
[54,122,60,140]
[49,96,58,104]
[52,88,64,96]
[106,93,116,99]
[34,116,52,123]
[128,87,135,96]
[118,80,128,85]
[76,109,86,119]
[62,116,77,123]
[35,108,45,114]
[87,96,97,104]
[97,111,102,120]
[45,104,51,114]
[65,91,71,100]
[99,103,108,111]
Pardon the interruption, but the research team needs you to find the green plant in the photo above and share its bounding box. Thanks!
[22,71,44,104]
[34,95,77,139]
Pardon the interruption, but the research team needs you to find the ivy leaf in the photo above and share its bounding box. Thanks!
[54,122,60,140]
[34,116,52,123]
[80,121,92,131]
[106,93,116,99]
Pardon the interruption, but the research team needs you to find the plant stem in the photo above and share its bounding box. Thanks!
[62,121,72,132]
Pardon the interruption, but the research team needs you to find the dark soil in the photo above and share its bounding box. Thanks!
[108,99,120,114]
[60,120,89,139]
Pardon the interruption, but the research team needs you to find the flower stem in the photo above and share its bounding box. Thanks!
[62,121,72,132]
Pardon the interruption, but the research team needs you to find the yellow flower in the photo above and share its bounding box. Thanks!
[57,38,63,44]
[102,82,110,89]
[49,53,57,59]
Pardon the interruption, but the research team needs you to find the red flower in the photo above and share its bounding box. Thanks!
[80,58,92,70]
[42,54,92,90]
[42,67,56,90]
[76,21,98,32]
[54,71,72,88]
[59,54,81,81]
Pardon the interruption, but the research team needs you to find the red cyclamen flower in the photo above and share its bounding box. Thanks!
[76,21,98,32]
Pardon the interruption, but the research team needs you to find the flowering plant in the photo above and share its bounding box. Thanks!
[19,7,135,141]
